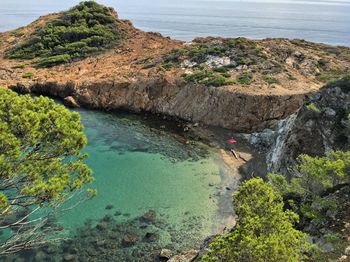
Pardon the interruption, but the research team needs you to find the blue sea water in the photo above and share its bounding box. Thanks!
[0,0,349,46]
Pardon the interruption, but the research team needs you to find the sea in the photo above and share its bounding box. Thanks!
[0,0,349,46]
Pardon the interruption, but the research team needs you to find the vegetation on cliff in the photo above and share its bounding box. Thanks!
[158,37,350,88]
[165,37,283,87]
[5,1,122,67]
[0,89,94,255]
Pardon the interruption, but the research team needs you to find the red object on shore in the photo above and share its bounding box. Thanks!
[227,139,237,143]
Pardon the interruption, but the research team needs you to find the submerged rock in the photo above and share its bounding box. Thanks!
[122,234,138,247]
[140,210,156,223]
[96,222,108,231]
[144,232,159,242]
[105,204,114,210]
[114,211,122,216]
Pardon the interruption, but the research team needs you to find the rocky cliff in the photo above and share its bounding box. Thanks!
[11,79,305,132]
[265,77,350,173]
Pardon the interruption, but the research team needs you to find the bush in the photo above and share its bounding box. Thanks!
[162,62,173,70]
[34,54,71,68]
[184,70,233,87]
[316,69,350,83]
[202,178,313,262]
[262,75,280,85]
[325,75,350,93]
[237,72,253,85]
[13,64,25,69]
[6,1,123,67]
[306,102,321,113]
[22,72,33,78]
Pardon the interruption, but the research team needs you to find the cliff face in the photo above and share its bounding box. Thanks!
[267,77,350,173]
[1,5,350,132]
[12,79,304,132]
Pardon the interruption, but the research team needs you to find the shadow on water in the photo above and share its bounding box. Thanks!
[78,108,211,162]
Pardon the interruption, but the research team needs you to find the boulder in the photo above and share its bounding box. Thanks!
[63,96,80,108]
[204,55,231,67]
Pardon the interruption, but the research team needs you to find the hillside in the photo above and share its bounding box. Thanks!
[0,2,349,132]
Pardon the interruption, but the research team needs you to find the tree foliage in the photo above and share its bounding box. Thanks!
[268,151,350,222]
[202,178,312,262]
[0,89,93,255]
[6,1,123,67]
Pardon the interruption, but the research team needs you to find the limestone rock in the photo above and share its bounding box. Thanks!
[205,55,231,67]
[64,96,80,108]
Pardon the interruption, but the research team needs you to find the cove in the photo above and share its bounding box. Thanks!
[20,107,236,261]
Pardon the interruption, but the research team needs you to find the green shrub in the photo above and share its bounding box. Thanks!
[22,72,33,78]
[237,72,253,85]
[162,62,173,70]
[6,1,123,67]
[13,64,26,69]
[316,69,350,83]
[10,30,25,37]
[34,54,71,68]
[262,75,280,85]
[184,70,233,87]
[306,102,321,113]
[213,66,229,73]
[325,75,350,93]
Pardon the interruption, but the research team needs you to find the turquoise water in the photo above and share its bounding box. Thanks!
[12,108,234,261]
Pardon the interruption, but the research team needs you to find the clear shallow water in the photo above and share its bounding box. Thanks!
[7,108,233,261]
[0,0,349,46]
[60,108,230,235]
